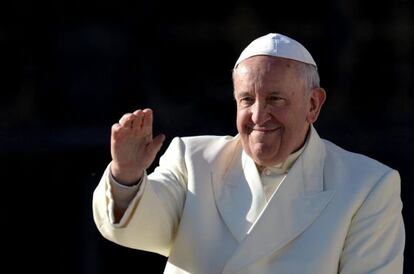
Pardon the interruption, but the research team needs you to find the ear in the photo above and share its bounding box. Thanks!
[306,87,326,124]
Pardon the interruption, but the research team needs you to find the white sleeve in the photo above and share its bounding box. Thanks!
[92,137,188,256]
[108,166,144,211]
[339,169,405,274]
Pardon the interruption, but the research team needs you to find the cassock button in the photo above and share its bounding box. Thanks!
[263,168,272,176]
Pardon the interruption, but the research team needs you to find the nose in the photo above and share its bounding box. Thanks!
[251,101,270,125]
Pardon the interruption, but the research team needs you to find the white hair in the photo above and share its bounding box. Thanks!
[232,61,321,95]
[298,63,320,92]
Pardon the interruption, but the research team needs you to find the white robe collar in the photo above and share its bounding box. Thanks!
[212,125,335,273]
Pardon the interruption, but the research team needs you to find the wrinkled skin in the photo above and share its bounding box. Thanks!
[233,56,326,169]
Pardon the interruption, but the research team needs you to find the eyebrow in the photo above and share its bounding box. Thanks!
[267,91,283,95]
[236,91,252,98]
[236,91,283,98]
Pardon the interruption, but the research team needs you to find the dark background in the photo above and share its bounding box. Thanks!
[2,1,413,273]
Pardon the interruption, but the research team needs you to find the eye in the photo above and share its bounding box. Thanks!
[268,96,285,105]
[269,95,282,101]
[239,96,254,106]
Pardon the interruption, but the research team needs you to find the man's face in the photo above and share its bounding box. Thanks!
[234,56,320,168]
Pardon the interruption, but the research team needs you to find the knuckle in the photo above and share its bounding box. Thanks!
[111,123,120,130]
[120,113,132,122]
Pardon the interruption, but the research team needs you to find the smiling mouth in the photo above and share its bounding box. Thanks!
[250,127,281,133]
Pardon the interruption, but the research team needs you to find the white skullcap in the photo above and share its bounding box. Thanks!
[234,33,317,69]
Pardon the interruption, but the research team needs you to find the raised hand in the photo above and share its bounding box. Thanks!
[110,108,165,185]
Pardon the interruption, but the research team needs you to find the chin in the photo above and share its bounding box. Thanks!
[257,158,277,167]
[251,151,277,166]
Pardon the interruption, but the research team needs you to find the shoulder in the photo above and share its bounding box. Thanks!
[167,135,241,163]
[182,135,239,155]
[323,139,392,172]
[181,135,237,147]
[319,138,402,218]
[321,138,399,190]
[166,134,239,152]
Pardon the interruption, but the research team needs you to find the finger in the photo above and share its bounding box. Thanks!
[132,109,143,116]
[119,111,146,131]
[111,123,122,136]
[119,113,135,128]
[132,111,145,130]
[112,123,122,131]
[141,108,153,134]
[132,109,144,127]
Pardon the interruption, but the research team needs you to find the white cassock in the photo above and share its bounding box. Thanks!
[93,125,405,274]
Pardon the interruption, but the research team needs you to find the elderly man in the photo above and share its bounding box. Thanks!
[93,33,405,274]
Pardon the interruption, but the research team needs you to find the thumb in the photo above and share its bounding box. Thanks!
[147,134,166,156]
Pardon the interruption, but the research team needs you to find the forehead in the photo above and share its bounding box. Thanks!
[233,56,304,92]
